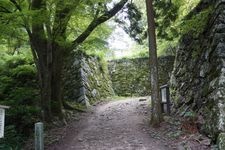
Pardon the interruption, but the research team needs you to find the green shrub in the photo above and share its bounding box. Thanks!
[0,76,13,97]
[5,55,28,69]
[11,64,36,80]
[0,52,40,147]
[0,125,23,150]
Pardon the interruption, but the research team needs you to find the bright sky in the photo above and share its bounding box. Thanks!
[107,26,133,50]
[107,25,135,58]
[106,0,135,58]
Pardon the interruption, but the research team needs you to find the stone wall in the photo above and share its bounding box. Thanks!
[108,56,175,96]
[170,0,225,140]
[64,51,114,106]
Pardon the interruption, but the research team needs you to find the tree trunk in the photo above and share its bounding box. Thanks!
[145,0,162,127]
[35,45,53,121]
[51,44,64,119]
[27,0,129,122]
[40,64,53,121]
[30,37,64,122]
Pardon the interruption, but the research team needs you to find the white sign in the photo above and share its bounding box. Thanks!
[0,108,5,138]
[161,88,167,103]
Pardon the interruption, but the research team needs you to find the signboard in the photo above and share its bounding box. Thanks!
[161,88,167,103]
[0,108,5,138]
[160,85,171,114]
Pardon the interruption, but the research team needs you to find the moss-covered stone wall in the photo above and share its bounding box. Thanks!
[170,0,225,140]
[108,56,175,96]
[64,51,114,106]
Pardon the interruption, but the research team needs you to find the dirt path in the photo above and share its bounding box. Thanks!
[47,98,169,150]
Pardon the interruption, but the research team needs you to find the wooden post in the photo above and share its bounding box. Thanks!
[35,122,44,150]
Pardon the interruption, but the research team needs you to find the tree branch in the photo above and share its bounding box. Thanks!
[72,0,128,49]
[5,0,40,76]
[53,0,81,39]
[31,0,46,44]
[7,0,32,37]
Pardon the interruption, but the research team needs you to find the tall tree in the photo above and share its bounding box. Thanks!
[145,0,162,126]
[0,0,128,121]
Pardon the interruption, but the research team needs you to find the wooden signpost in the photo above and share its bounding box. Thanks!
[0,105,10,138]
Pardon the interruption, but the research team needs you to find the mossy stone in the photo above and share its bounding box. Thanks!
[217,133,225,150]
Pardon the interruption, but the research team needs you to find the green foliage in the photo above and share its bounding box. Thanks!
[66,1,114,60]
[109,0,203,58]
[0,125,23,150]
[11,64,36,80]
[128,0,210,57]
[129,46,148,58]
[154,0,179,40]
[98,57,109,74]
[155,0,208,55]
[180,6,213,37]
[5,55,30,68]
[173,0,201,18]
[157,39,178,56]
[0,0,216,147]
[134,50,148,58]
[115,3,146,43]
[0,49,40,147]
[0,0,113,62]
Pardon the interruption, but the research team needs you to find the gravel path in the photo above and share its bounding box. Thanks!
[48,98,169,150]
